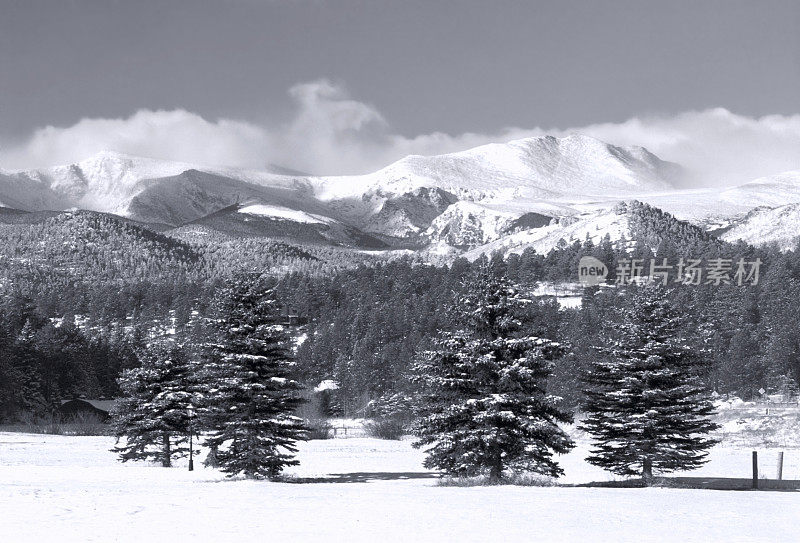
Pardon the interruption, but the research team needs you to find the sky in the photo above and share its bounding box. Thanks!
[1,0,799,185]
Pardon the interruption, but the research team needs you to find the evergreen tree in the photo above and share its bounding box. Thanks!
[580,284,719,479]
[11,321,48,417]
[111,345,195,467]
[199,274,308,479]
[411,269,574,480]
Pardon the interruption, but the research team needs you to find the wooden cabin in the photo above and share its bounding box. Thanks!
[59,398,117,422]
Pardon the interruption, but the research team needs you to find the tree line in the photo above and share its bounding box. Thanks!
[4,222,800,424]
[111,270,719,482]
[288,239,800,412]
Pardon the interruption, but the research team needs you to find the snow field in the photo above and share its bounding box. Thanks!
[1,432,798,543]
[237,204,333,224]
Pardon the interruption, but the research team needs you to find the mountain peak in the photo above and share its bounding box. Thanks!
[360,133,678,201]
[74,150,198,171]
[82,149,140,162]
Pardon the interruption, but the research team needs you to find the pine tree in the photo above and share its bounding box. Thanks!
[10,321,48,417]
[111,345,195,467]
[199,274,308,479]
[580,284,719,479]
[411,269,574,480]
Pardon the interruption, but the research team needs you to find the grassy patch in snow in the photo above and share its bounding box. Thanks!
[363,418,406,440]
[437,473,557,487]
[0,412,110,436]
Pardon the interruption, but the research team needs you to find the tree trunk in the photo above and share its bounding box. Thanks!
[162,432,171,467]
[204,443,218,468]
[489,453,503,482]
[642,457,653,480]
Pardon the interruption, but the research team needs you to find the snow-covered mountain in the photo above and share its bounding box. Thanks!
[306,134,684,239]
[317,134,681,201]
[636,171,800,251]
[2,152,198,213]
[2,136,799,256]
[426,202,520,248]
[0,135,681,229]
[718,203,800,251]
[459,207,630,260]
[719,171,800,210]
[0,170,65,211]
[0,151,305,219]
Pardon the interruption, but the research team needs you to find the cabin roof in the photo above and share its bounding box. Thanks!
[60,398,118,412]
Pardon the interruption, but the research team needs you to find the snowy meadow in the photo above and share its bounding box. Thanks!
[2,412,798,543]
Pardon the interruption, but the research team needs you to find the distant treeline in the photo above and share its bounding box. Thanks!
[1,202,800,422]
[284,240,800,413]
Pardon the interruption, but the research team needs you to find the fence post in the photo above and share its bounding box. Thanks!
[752,451,758,489]
[777,451,784,481]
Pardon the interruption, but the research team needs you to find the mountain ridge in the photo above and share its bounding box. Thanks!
[2,136,800,255]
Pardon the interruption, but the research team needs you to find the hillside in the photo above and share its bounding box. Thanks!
[451,200,721,260]
[719,203,800,251]
[0,135,684,248]
[3,139,800,257]
[314,134,681,201]
[0,211,203,283]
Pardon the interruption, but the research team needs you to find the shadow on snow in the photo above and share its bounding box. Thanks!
[280,471,441,484]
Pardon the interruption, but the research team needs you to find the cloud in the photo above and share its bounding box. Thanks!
[2,79,800,187]
[0,109,271,171]
[564,109,800,187]
[278,80,390,174]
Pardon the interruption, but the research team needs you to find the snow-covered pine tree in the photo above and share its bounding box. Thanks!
[10,320,48,417]
[580,283,719,479]
[199,274,307,479]
[411,269,575,480]
[111,345,195,467]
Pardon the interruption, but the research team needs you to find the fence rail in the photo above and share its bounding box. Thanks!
[329,426,368,439]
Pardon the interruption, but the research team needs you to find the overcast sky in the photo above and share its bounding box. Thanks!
[1,0,799,184]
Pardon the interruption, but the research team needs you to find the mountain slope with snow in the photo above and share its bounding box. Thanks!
[0,171,67,211]
[719,171,800,209]
[315,134,681,202]
[12,152,201,213]
[719,203,800,250]
[459,207,630,260]
[0,151,305,218]
[2,137,800,255]
[452,200,720,261]
[305,134,683,239]
[0,135,682,236]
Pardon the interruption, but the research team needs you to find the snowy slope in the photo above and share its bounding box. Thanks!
[238,204,334,224]
[459,206,630,260]
[719,203,800,250]
[16,152,202,213]
[426,201,521,247]
[635,171,800,224]
[315,134,681,203]
[0,170,67,211]
[304,134,682,238]
[0,151,305,217]
[3,140,800,253]
[720,171,800,209]
[638,171,800,251]
[3,135,675,236]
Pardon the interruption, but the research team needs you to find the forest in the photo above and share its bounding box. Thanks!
[1,202,799,423]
